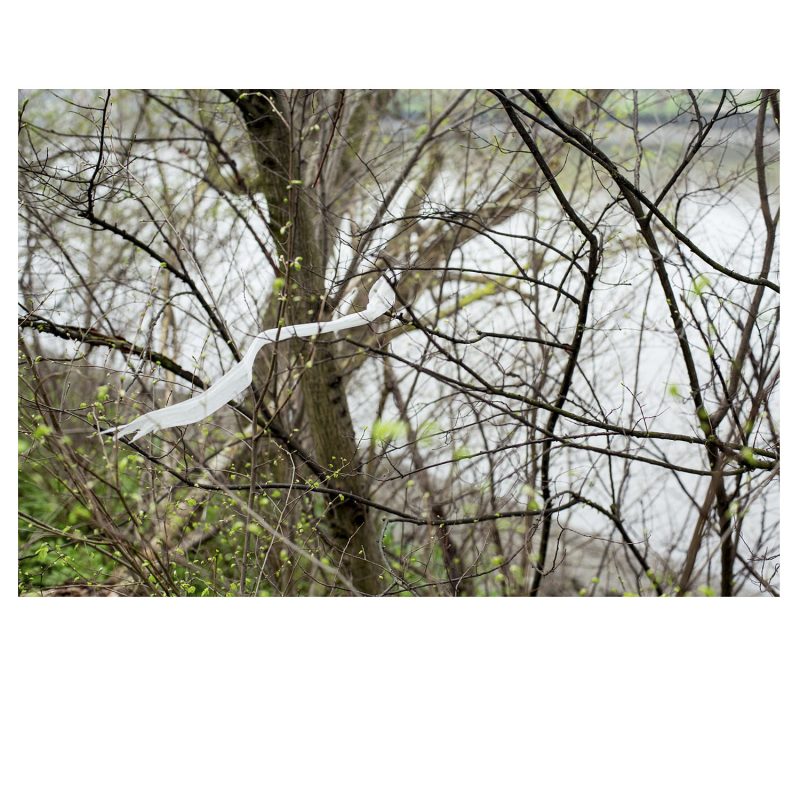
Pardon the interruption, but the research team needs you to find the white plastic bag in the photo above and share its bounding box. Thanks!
[101,274,395,442]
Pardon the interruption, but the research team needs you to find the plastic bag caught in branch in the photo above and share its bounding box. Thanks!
[100,273,396,442]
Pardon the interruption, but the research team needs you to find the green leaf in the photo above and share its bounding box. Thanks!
[690,275,711,296]
[33,424,52,440]
[453,447,471,461]
[371,419,407,444]
[740,446,758,467]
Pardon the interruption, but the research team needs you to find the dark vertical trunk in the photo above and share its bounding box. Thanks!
[224,90,384,594]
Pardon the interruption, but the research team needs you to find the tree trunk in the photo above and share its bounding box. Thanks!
[225,90,384,594]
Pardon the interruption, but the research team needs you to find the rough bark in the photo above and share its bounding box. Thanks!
[224,90,385,594]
